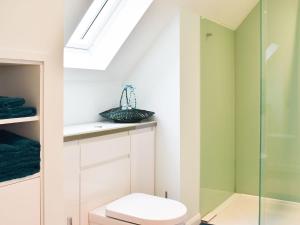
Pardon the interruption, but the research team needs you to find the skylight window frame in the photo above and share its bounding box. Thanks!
[64,0,154,71]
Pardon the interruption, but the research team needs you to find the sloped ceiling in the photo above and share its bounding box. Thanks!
[65,0,259,77]
[180,0,259,30]
[65,0,259,43]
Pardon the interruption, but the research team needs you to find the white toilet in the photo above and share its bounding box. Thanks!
[89,193,187,225]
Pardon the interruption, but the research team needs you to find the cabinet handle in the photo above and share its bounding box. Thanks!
[67,217,73,225]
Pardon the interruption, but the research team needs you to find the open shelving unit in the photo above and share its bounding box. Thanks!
[0,58,44,225]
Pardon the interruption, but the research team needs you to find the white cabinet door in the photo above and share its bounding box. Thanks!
[80,132,130,168]
[0,177,40,225]
[64,141,80,225]
[130,127,155,194]
[80,157,131,225]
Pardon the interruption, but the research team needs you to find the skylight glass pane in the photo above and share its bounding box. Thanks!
[80,0,109,40]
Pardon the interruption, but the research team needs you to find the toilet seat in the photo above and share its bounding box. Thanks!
[89,193,187,225]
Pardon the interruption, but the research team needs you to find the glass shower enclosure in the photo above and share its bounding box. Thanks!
[199,0,300,224]
[260,0,300,224]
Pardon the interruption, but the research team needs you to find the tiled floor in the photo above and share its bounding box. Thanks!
[204,194,300,225]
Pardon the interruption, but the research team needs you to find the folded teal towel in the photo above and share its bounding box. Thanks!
[0,107,37,119]
[0,147,39,158]
[0,154,40,167]
[0,130,40,147]
[0,130,40,183]
[0,96,25,108]
[0,160,40,172]
[0,166,40,182]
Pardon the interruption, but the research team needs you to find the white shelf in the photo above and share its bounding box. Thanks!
[0,173,40,188]
[0,115,39,125]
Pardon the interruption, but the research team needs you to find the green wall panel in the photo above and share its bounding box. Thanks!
[235,4,261,196]
[200,18,235,216]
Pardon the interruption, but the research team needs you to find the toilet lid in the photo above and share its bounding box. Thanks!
[105,193,187,225]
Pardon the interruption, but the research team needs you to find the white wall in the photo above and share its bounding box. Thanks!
[180,10,201,220]
[64,70,122,125]
[123,11,201,221]
[0,1,64,225]
[124,15,181,201]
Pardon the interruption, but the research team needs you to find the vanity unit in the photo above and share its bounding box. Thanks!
[64,122,156,225]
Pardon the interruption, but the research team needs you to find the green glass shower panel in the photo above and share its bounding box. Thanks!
[235,4,261,196]
[200,18,235,216]
[260,0,300,224]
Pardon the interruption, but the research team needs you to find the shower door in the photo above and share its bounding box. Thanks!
[260,0,300,224]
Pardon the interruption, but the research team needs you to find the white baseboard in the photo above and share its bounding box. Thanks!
[186,213,201,225]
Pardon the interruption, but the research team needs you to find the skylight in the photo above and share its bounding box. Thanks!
[64,0,154,71]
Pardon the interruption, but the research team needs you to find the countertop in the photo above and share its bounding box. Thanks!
[64,121,157,142]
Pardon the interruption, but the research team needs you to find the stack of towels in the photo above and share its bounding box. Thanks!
[0,96,37,119]
[0,130,40,182]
